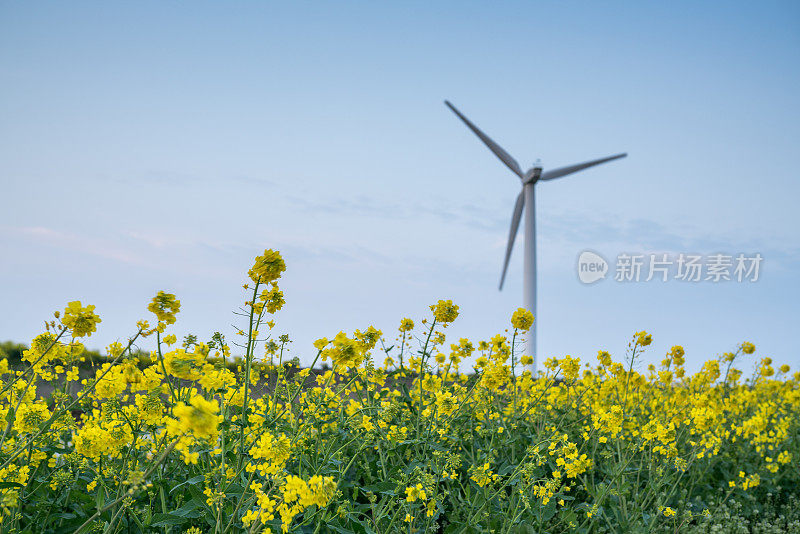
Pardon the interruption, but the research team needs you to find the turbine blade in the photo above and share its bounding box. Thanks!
[445,100,523,178]
[499,191,525,290]
[538,153,627,182]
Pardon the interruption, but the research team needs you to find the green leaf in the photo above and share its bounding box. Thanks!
[172,497,205,518]
[150,513,190,527]
[170,474,205,494]
[129,509,146,530]
[541,499,557,522]
[95,487,106,511]
[499,463,516,476]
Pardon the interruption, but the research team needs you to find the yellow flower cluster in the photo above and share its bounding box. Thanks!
[248,248,286,285]
[147,291,181,326]
[317,329,380,370]
[248,432,292,476]
[171,394,219,441]
[262,475,337,532]
[163,348,206,380]
[405,483,427,502]
[430,299,459,323]
[399,318,415,332]
[510,307,534,330]
[470,462,499,487]
[61,301,101,337]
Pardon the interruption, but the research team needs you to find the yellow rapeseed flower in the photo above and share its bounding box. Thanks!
[322,332,365,369]
[62,301,101,337]
[399,318,415,332]
[148,291,181,325]
[635,331,652,347]
[249,249,286,285]
[430,300,459,324]
[510,308,534,330]
[173,395,219,441]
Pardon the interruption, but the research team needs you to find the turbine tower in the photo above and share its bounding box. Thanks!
[445,100,626,370]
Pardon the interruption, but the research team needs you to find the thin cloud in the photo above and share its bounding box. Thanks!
[4,226,143,265]
[285,193,507,232]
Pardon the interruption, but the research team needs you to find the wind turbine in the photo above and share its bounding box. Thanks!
[444,100,626,370]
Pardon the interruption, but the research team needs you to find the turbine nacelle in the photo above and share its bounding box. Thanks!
[523,166,543,184]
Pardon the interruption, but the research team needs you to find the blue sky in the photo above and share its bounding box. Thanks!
[2,1,799,372]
